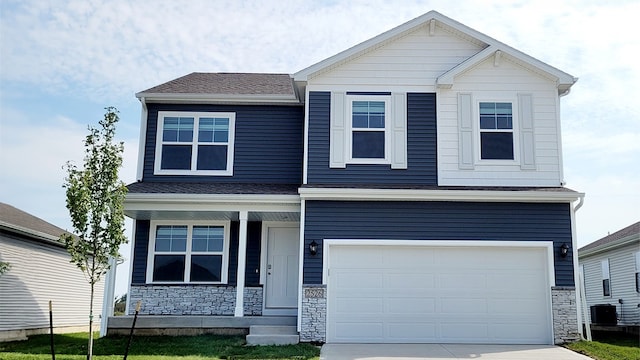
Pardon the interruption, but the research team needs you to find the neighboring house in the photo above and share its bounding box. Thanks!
[579,221,640,326]
[0,202,104,341]
[122,11,584,345]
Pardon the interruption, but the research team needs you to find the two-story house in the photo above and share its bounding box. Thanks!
[120,11,584,345]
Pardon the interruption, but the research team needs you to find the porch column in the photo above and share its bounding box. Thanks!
[234,210,248,317]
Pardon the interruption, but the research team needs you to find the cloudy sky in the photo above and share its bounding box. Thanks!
[1,0,638,296]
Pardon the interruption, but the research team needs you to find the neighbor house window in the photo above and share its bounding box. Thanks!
[347,96,391,163]
[148,222,229,283]
[154,111,235,175]
[601,259,611,297]
[479,102,514,160]
[635,252,640,293]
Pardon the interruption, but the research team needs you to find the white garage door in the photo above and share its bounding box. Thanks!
[327,244,552,344]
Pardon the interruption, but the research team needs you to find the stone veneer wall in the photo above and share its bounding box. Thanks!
[551,286,580,344]
[128,285,262,316]
[300,284,326,343]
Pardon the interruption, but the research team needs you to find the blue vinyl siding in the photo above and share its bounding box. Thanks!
[131,220,150,285]
[303,201,574,286]
[143,103,303,184]
[306,92,437,185]
[131,220,262,286]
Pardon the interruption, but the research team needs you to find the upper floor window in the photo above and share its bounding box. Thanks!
[147,222,230,284]
[479,102,514,160]
[154,111,235,176]
[347,95,391,164]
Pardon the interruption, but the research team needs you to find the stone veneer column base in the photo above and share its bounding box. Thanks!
[300,284,326,343]
[551,286,580,344]
[128,285,262,316]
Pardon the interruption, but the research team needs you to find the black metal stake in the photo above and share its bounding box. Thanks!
[123,301,141,360]
[49,301,55,360]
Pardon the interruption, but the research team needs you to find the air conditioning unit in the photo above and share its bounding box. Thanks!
[590,304,617,325]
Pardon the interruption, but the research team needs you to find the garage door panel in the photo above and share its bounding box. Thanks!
[327,245,552,344]
[385,272,436,289]
[387,323,437,340]
[440,297,488,314]
[439,272,487,289]
[335,297,383,313]
[335,271,383,289]
[387,297,436,314]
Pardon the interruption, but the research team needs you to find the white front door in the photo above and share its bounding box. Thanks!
[265,226,299,311]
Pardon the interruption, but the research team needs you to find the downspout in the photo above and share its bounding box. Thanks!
[571,195,591,341]
[136,97,148,182]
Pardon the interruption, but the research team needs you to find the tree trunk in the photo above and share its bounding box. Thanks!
[88,281,94,360]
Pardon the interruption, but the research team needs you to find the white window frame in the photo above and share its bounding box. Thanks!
[346,95,391,165]
[475,99,520,165]
[635,252,640,293]
[601,258,611,297]
[146,221,231,284]
[154,111,236,176]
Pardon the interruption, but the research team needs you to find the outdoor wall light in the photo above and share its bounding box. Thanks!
[560,243,570,258]
[309,240,318,256]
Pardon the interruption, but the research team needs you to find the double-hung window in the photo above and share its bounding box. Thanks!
[148,222,230,284]
[348,96,390,162]
[155,111,235,175]
[479,102,514,160]
[635,252,640,293]
[601,259,611,297]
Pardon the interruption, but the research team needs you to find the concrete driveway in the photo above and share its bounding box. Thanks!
[320,344,593,360]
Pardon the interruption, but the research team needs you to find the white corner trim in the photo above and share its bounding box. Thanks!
[322,239,555,287]
[136,97,148,181]
[298,187,583,203]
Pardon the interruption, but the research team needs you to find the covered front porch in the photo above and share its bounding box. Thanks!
[122,185,302,320]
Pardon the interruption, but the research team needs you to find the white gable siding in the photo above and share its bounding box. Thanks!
[438,55,563,186]
[580,242,640,325]
[0,235,105,340]
[306,24,483,92]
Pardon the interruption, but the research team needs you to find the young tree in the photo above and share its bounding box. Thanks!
[61,107,128,360]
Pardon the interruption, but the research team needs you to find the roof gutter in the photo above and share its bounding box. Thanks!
[0,221,66,248]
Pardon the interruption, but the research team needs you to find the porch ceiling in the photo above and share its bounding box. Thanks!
[124,209,299,222]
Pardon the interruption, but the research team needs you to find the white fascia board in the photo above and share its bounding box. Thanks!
[294,10,444,81]
[135,92,300,104]
[124,193,301,213]
[437,45,497,87]
[298,187,584,203]
[294,10,576,91]
[0,221,66,247]
[578,236,640,259]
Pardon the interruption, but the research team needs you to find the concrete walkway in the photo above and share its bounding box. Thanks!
[320,344,593,360]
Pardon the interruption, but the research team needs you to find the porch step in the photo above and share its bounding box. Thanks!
[246,325,299,345]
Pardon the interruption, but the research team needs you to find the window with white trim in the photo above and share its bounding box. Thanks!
[154,111,235,175]
[479,102,514,160]
[635,252,640,293]
[601,259,611,297]
[347,96,390,163]
[148,222,230,283]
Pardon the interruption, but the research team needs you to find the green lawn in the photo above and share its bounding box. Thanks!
[565,333,640,360]
[0,332,320,360]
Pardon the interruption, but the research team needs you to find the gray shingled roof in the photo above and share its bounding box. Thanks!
[138,72,296,96]
[0,202,68,241]
[579,221,640,252]
[126,182,300,195]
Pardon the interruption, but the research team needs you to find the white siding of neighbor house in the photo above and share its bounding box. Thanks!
[306,23,484,92]
[580,242,640,325]
[0,235,105,338]
[437,55,563,186]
